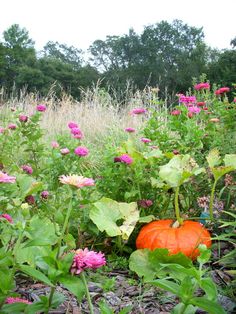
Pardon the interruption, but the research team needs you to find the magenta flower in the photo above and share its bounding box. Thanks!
[215,87,230,95]
[41,190,49,199]
[19,115,28,122]
[59,175,95,188]
[141,137,151,143]
[0,171,16,183]
[179,95,196,104]
[71,248,106,275]
[8,123,17,130]
[188,106,201,114]
[125,127,135,133]
[0,214,13,223]
[138,199,153,208]
[51,141,60,148]
[74,146,89,157]
[0,127,5,133]
[5,297,31,304]
[120,154,133,165]
[25,195,35,205]
[194,82,210,90]
[21,165,33,174]
[197,102,206,107]
[60,148,70,155]
[130,108,147,115]
[71,128,83,139]
[171,110,181,116]
[36,104,47,112]
[68,121,79,129]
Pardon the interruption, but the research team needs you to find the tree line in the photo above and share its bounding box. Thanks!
[0,20,235,100]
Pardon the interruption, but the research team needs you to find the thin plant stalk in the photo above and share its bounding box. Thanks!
[81,272,94,314]
[209,179,218,221]
[174,186,183,225]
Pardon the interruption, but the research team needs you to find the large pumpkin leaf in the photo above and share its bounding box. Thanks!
[224,154,236,169]
[206,149,221,168]
[159,155,204,187]
[90,197,139,240]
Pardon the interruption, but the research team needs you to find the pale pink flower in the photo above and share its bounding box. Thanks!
[21,165,33,174]
[70,248,106,275]
[0,127,5,133]
[59,175,95,188]
[74,146,89,157]
[68,121,79,129]
[8,123,17,130]
[60,148,70,155]
[0,171,16,183]
[130,108,147,115]
[0,214,13,223]
[19,115,28,122]
[120,154,133,165]
[36,104,46,112]
[5,297,31,304]
[51,141,60,148]
[194,82,210,90]
[141,137,151,143]
[125,127,135,133]
[233,98,236,103]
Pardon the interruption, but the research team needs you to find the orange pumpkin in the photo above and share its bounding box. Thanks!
[136,219,211,260]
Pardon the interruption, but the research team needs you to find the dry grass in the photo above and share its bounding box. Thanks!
[0,85,167,146]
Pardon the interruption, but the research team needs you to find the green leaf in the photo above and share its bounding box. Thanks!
[172,303,197,314]
[1,302,29,314]
[206,149,221,168]
[159,155,204,187]
[200,278,217,301]
[143,149,163,159]
[90,197,139,240]
[138,215,156,223]
[59,275,85,301]
[16,174,43,198]
[190,297,226,314]
[19,265,54,287]
[212,166,234,181]
[148,278,180,295]
[224,154,236,169]
[179,277,195,301]
[98,300,114,314]
[0,268,15,293]
[50,292,66,308]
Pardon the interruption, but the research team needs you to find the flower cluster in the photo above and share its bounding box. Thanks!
[59,175,95,188]
[36,104,47,112]
[179,95,196,104]
[70,248,106,275]
[74,146,89,157]
[68,121,83,139]
[130,108,147,115]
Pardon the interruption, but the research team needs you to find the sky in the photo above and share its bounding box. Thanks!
[0,0,235,52]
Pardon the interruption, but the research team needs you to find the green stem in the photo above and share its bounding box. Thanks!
[45,287,55,314]
[209,179,218,221]
[81,272,94,314]
[174,186,183,225]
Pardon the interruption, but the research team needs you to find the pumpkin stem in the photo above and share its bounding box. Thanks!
[174,186,183,225]
[172,220,180,228]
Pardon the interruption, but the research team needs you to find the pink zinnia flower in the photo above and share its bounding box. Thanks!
[36,104,47,112]
[41,190,49,199]
[0,171,16,183]
[68,121,79,129]
[60,148,70,155]
[130,108,147,115]
[19,115,28,122]
[74,146,89,157]
[120,154,133,165]
[179,95,196,104]
[5,297,31,304]
[21,165,33,174]
[171,110,181,116]
[59,175,95,188]
[141,137,151,143]
[8,123,17,130]
[70,248,106,275]
[51,141,59,148]
[71,128,83,139]
[215,87,230,95]
[125,127,135,133]
[194,82,210,90]
[0,214,13,223]
[0,127,5,133]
